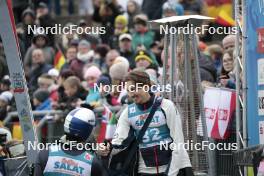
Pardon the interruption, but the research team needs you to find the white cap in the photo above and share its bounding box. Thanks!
[48,68,59,77]
[119,33,132,41]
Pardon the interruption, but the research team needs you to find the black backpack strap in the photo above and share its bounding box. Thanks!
[121,97,163,172]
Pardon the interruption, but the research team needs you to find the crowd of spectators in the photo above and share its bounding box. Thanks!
[0,0,237,140]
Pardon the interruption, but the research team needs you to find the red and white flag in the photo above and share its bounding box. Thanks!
[204,87,236,139]
[97,105,113,143]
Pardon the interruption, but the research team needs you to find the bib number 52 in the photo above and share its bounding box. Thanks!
[142,129,161,143]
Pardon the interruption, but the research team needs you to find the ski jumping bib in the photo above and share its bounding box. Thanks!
[43,145,94,176]
[127,103,172,148]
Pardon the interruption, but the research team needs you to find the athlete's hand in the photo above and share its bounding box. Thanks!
[97,142,111,156]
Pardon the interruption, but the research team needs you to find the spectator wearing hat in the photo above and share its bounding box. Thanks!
[118,33,136,69]
[115,15,128,34]
[36,2,56,47]
[109,15,129,49]
[222,35,236,51]
[48,68,59,83]
[84,66,102,107]
[70,40,94,80]
[24,31,55,72]
[12,0,29,24]
[28,49,53,93]
[135,50,157,70]
[77,20,100,50]
[162,1,184,17]
[97,74,119,106]
[132,14,155,51]
[207,44,223,77]
[109,56,130,103]
[16,8,36,52]
[33,89,52,111]
[0,91,13,121]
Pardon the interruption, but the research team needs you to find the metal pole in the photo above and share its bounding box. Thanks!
[162,23,170,98]
[241,0,248,174]
[183,31,189,138]
[242,0,248,149]
[235,0,241,151]
[170,32,176,100]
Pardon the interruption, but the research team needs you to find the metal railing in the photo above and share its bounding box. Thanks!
[233,144,264,176]
[3,106,122,142]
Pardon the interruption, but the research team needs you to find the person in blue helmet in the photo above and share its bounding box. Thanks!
[34,108,108,176]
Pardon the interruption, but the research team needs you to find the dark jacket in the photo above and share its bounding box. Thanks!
[38,14,56,47]
[120,50,136,69]
[180,0,204,15]
[28,63,52,94]
[199,52,217,83]
[58,86,88,112]
[142,0,166,20]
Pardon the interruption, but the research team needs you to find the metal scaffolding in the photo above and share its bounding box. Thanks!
[149,15,216,175]
[234,0,247,151]
[235,0,248,175]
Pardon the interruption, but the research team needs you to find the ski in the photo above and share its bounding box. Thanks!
[0,0,38,165]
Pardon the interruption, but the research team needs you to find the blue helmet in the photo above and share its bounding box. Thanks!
[64,108,96,141]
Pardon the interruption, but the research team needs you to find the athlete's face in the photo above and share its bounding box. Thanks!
[126,81,150,104]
